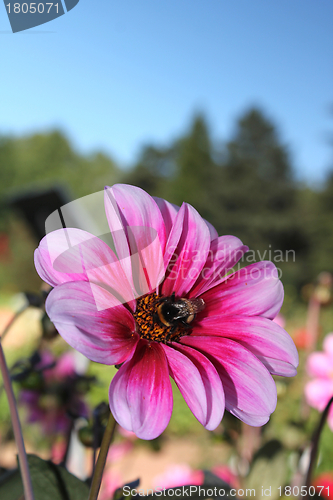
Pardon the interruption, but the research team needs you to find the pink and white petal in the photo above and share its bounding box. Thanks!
[153,196,218,243]
[109,341,173,440]
[254,358,296,378]
[162,203,185,271]
[35,228,136,310]
[229,409,271,426]
[305,379,333,411]
[179,336,277,425]
[205,220,219,242]
[104,185,166,295]
[162,344,224,430]
[162,203,211,297]
[307,352,333,379]
[46,281,138,365]
[104,185,166,251]
[130,226,165,295]
[87,258,136,311]
[201,261,284,320]
[190,236,249,297]
[35,228,121,288]
[153,197,180,236]
[192,315,298,377]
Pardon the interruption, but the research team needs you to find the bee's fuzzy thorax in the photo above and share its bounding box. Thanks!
[133,292,192,343]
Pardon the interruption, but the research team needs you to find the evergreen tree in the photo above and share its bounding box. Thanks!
[124,114,219,218]
[218,108,298,245]
[123,144,174,199]
[167,114,220,225]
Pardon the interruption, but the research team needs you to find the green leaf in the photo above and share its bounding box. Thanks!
[0,469,24,500]
[27,454,90,500]
[246,440,287,500]
[0,456,90,500]
[20,455,89,500]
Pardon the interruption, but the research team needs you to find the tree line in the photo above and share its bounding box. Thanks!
[0,107,332,292]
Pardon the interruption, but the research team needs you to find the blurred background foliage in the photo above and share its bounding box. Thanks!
[0,105,332,294]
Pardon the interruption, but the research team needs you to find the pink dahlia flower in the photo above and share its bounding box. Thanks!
[34,184,298,439]
[305,333,333,430]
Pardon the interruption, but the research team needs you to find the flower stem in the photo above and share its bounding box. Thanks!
[305,395,333,496]
[88,413,117,500]
[60,418,74,468]
[0,340,35,500]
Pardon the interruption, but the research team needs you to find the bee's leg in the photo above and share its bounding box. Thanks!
[180,319,192,329]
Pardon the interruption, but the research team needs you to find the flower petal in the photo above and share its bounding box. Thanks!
[192,315,298,377]
[153,197,180,236]
[35,228,118,285]
[162,343,225,430]
[190,236,249,297]
[46,281,138,365]
[104,185,166,295]
[162,203,211,297]
[153,197,218,242]
[109,341,173,440]
[307,352,333,379]
[205,220,219,241]
[323,333,333,358]
[305,379,333,411]
[180,336,277,426]
[201,261,284,319]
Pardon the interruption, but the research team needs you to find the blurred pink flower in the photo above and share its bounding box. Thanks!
[118,426,137,440]
[52,351,77,378]
[153,464,203,489]
[107,441,133,462]
[51,439,67,463]
[39,350,77,381]
[305,333,333,430]
[35,184,298,440]
[20,388,71,434]
[99,469,122,500]
[19,350,87,435]
[212,465,240,489]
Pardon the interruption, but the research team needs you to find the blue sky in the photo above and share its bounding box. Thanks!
[0,0,332,183]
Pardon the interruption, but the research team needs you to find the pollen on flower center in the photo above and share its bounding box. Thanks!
[133,292,189,343]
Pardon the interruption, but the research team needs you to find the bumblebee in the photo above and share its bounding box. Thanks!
[155,292,205,332]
